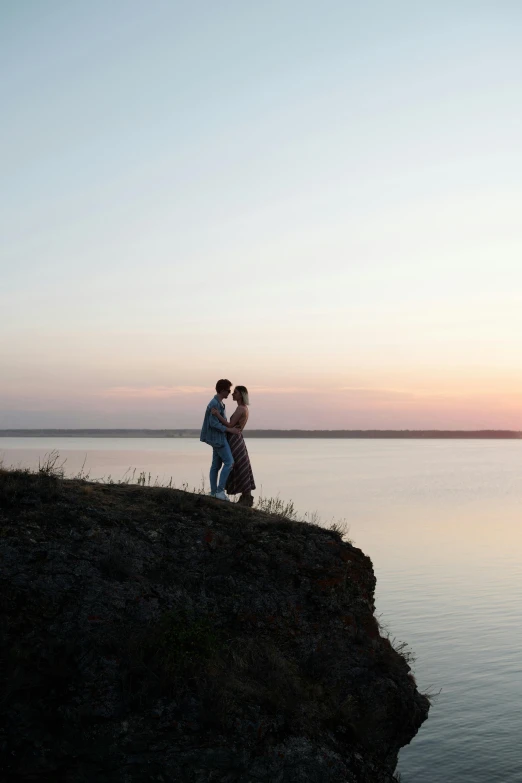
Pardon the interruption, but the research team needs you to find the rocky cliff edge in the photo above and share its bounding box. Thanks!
[0,468,429,782]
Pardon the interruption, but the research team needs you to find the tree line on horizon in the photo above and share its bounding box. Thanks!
[1,429,521,439]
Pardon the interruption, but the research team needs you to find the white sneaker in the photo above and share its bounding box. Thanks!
[214,490,229,501]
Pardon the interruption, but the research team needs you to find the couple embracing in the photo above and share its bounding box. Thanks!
[200,379,256,505]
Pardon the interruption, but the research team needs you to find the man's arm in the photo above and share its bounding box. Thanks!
[208,408,227,432]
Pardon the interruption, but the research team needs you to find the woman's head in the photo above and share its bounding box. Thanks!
[233,385,249,405]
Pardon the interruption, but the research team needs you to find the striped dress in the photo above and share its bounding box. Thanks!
[225,419,256,495]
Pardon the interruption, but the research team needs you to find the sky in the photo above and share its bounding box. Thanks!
[2,0,522,429]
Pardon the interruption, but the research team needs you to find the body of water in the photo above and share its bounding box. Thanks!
[1,437,521,782]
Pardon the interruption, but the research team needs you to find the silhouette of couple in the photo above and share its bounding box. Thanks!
[199,379,256,505]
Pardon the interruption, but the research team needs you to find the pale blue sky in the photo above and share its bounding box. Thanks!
[2,1,522,428]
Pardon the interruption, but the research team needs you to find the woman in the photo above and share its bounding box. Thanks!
[211,385,256,506]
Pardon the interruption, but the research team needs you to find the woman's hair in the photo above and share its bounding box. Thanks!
[235,385,249,405]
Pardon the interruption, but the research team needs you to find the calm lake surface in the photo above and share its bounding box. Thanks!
[1,437,521,782]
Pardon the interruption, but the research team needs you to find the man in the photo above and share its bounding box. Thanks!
[200,379,239,501]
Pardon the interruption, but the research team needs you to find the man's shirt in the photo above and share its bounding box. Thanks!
[200,395,228,447]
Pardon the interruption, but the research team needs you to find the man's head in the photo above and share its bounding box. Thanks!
[215,379,232,400]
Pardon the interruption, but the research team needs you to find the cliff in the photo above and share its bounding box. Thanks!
[0,467,429,782]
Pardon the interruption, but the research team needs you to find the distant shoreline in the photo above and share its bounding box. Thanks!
[1,429,521,439]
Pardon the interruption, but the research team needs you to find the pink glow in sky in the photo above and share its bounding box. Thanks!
[2,2,522,429]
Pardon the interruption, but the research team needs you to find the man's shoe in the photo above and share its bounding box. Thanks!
[209,492,216,497]
[214,490,229,502]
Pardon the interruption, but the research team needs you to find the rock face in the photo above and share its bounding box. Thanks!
[0,469,429,782]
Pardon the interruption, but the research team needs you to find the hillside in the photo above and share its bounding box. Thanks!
[0,467,429,782]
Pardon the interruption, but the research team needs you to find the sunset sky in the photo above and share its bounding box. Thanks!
[2,1,522,429]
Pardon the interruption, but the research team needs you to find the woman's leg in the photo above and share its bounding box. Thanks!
[239,491,253,507]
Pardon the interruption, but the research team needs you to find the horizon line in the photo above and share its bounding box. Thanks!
[1,428,521,439]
